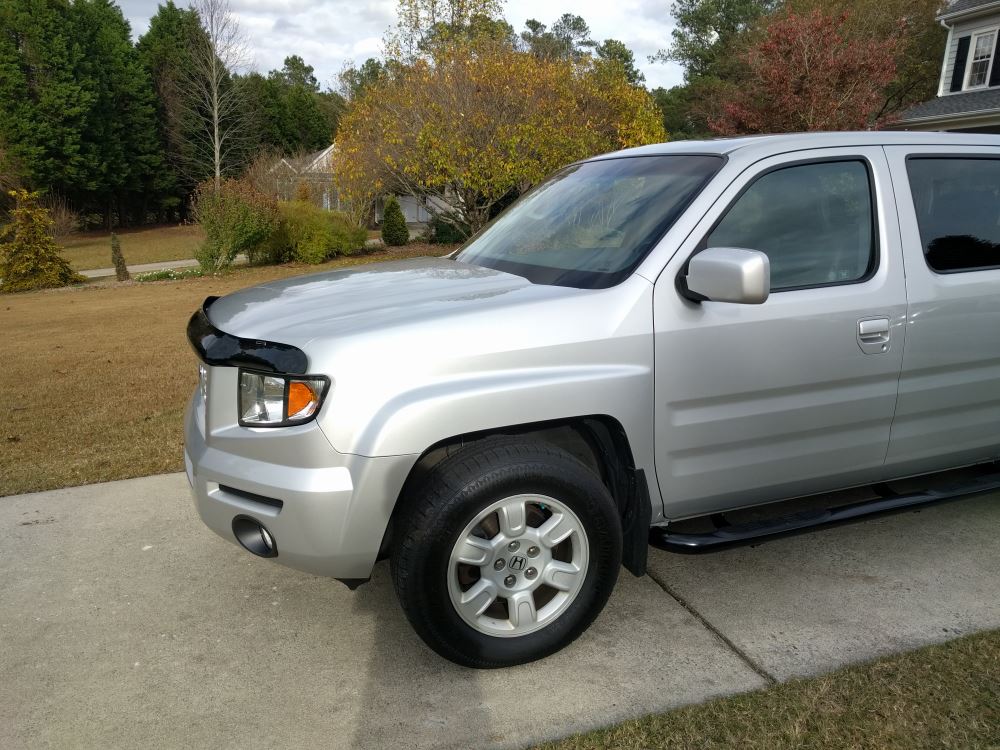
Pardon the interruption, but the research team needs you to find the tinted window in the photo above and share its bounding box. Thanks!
[906,158,1000,273]
[706,160,876,290]
[456,155,724,289]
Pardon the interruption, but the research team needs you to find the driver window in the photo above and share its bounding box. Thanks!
[706,160,876,290]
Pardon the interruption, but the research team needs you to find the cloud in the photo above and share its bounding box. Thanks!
[120,0,683,90]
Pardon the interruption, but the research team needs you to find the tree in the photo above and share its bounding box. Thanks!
[388,0,506,58]
[708,10,900,134]
[652,0,780,81]
[520,14,596,61]
[339,58,388,101]
[137,0,207,220]
[595,39,645,84]
[241,56,336,155]
[71,0,162,227]
[278,55,319,91]
[381,196,409,246]
[0,189,83,292]
[335,39,665,233]
[110,233,130,281]
[0,0,92,200]
[786,0,947,118]
[183,0,252,193]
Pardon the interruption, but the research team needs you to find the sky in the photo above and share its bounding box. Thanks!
[117,0,685,91]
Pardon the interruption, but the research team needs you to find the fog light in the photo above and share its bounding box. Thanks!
[232,515,278,558]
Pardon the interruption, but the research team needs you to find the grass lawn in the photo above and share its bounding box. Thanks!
[60,224,205,271]
[1,243,455,497]
[537,628,1000,750]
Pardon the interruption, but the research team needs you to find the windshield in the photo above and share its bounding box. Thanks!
[456,155,723,288]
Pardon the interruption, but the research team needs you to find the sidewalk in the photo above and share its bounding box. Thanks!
[2,474,998,749]
[80,258,200,278]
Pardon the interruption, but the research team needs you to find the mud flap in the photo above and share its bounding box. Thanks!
[621,469,652,577]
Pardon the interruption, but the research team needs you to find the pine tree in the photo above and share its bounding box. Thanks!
[136,1,208,220]
[0,190,84,292]
[0,0,92,196]
[381,196,409,246]
[71,0,163,227]
[110,232,130,281]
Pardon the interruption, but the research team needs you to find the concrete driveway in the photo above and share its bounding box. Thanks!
[2,474,998,749]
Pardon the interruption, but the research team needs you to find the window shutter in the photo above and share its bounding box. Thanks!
[990,35,1000,87]
[952,35,971,92]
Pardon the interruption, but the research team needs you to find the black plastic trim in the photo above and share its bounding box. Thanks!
[650,469,1000,554]
[621,470,652,577]
[187,296,309,374]
[336,577,370,590]
[219,484,284,511]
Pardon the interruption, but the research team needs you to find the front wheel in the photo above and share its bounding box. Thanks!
[391,438,622,668]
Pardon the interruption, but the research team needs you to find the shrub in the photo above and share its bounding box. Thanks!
[135,267,204,282]
[193,179,279,271]
[110,233,130,281]
[430,213,470,244]
[275,201,367,264]
[381,195,409,246]
[0,189,84,293]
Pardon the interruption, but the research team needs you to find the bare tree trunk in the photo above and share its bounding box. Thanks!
[179,0,252,193]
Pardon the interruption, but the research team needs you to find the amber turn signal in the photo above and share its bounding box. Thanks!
[287,380,320,420]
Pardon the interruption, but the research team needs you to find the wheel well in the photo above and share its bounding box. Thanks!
[379,416,649,576]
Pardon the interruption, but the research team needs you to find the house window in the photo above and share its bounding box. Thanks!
[966,31,996,89]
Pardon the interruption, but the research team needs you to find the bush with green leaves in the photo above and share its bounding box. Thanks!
[274,201,368,264]
[430,213,470,244]
[0,189,84,293]
[193,179,279,271]
[381,195,409,246]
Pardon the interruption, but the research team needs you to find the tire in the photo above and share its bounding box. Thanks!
[391,437,622,668]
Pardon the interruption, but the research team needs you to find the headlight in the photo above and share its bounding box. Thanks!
[238,369,330,427]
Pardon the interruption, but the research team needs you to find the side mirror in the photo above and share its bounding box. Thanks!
[683,247,770,304]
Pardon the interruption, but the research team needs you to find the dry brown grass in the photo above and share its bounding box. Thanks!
[1,244,455,497]
[537,628,1000,750]
[60,225,206,271]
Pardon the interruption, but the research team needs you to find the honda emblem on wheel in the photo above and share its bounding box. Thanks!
[508,555,526,570]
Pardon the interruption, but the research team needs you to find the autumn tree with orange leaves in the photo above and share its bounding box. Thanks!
[334,36,665,233]
[709,10,901,135]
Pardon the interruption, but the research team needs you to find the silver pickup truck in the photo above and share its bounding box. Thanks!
[185,132,1000,668]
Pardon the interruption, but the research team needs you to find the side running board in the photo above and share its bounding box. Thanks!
[650,469,1000,554]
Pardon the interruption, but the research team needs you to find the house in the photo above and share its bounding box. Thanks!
[263,145,339,209]
[896,0,1000,133]
[263,144,433,226]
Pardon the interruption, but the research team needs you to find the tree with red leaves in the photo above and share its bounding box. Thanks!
[709,10,901,134]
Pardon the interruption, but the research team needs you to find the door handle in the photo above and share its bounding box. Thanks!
[857,317,890,354]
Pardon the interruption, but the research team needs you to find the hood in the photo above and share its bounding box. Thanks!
[207,256,580,346]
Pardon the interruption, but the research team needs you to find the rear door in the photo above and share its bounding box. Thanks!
[883,146,1000,475]
[653,147,907,519]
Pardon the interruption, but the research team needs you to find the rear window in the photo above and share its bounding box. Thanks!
[906,157,1000,273]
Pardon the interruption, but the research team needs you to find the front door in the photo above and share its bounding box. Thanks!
[652,147,906,519]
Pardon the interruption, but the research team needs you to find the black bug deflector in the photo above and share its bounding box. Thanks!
[187,296,309,374]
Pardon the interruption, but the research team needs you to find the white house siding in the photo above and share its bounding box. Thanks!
[942,14,1000,95]
[397,195,431,223]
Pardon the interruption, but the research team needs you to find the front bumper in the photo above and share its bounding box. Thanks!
[184,381,417,579]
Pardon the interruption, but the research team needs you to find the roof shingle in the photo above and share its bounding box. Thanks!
[942,0,1000,17]
[900,87,1000,121]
